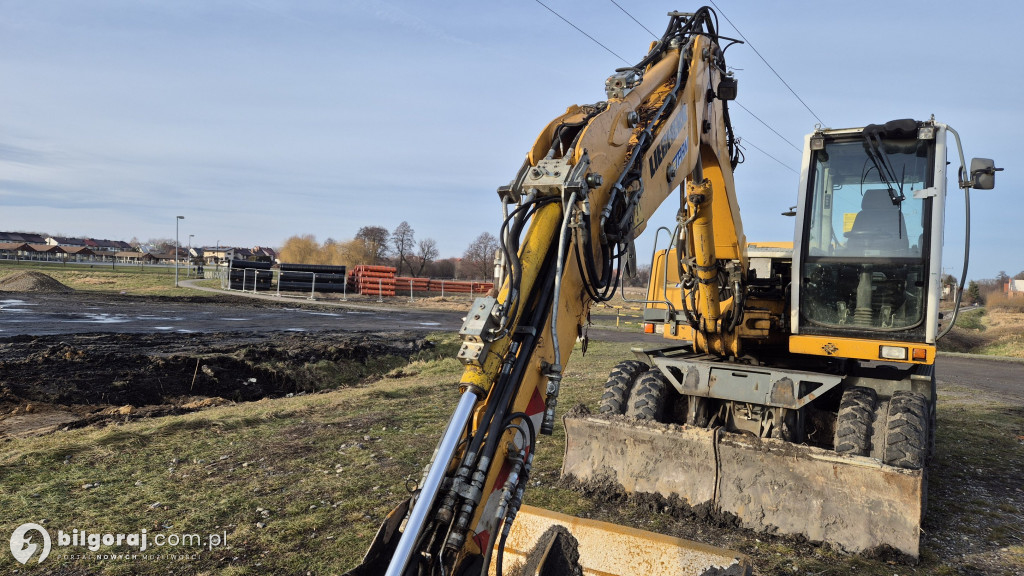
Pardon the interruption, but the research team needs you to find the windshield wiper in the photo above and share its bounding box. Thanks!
[862,122,914,205]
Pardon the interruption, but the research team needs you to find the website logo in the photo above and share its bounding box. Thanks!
[10,523,51,564]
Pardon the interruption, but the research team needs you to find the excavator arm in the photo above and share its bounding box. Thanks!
[346,8,750,576]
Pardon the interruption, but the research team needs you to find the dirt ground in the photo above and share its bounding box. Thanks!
[0,330,427,438]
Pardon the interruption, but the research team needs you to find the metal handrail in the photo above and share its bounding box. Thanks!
[618,226,678,317]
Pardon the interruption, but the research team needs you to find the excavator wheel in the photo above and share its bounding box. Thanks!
[883,390,929,469]
[625,369,669,421]
[599,360,649,415]
[834,386,877,456]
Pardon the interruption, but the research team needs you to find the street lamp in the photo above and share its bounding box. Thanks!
[175,215,185,287]
[188,234,195,278]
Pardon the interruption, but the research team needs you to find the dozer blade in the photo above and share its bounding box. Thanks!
[498,505,751,576]
[562,414,925,558]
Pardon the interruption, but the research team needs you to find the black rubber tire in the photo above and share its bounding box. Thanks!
[833,386,877,456]
[883,390,928,469]
[626,370,669,421]
[599,360,648,415]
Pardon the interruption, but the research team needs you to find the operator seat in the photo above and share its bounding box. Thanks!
[844,189,909,255]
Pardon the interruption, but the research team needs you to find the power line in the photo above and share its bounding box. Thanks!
[738,138,798,174]
[733,101,802,154]
[538,1,802,175]
[607,0,657,39]
[707,0,826,126]
[600,2,803,160]
[533,0,630,66]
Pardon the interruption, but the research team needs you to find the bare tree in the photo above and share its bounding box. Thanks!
[145,237,176,252]
[431,257,457,279]
[623,264,651,288]
[391,221,415,275]
[461,232,499,280]
[355,226,390,265]
[414,238,440,277]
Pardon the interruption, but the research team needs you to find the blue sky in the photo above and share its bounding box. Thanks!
[1,1,1019,280]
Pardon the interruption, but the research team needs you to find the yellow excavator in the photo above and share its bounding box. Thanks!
[347,7,998,575]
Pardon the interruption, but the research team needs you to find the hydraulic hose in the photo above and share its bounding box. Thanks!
[550,192,576,378]
[938,125,973,340]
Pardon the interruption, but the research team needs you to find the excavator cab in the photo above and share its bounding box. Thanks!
[796,120,934,343]
[791,118,997,363]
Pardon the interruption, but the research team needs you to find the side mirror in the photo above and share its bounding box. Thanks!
[970,158,1002,190]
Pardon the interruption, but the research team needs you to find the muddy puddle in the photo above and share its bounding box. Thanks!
[0,330,427,438]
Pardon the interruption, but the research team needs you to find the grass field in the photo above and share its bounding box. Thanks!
[0,260,197,297]
[3,334,1023,575]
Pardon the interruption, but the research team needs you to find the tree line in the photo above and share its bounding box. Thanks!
[965,270,1024,305]
[278,223,501,280]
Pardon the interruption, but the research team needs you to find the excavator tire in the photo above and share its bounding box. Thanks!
[625,369,668,422]
[883,390,928,469]
[834,386,877,456]
[599,360,648,415]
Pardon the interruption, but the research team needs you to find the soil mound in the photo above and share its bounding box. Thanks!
[0,271,73,293]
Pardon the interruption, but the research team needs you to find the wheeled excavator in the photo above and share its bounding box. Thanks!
[347,7,998,575]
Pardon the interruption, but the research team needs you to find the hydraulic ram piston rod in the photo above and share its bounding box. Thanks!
[386,391,478,576]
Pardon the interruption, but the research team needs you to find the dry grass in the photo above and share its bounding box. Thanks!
[3,334,1023,574]
[0,261,190,297]
[940,307,1024,358]
[987,293,1024,313]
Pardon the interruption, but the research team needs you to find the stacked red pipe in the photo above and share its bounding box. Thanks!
[395,276,430,292]
[349,265,397,296]
[425,280,493,294]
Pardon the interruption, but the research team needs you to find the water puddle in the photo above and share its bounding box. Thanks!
[67,314,131,324]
